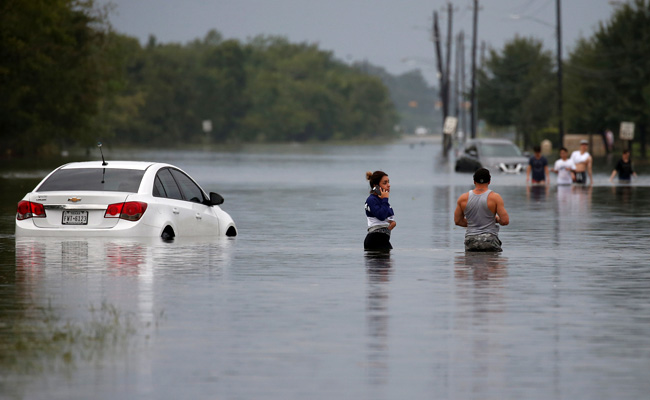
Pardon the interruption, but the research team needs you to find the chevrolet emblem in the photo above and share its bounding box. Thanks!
[68,197,82,203]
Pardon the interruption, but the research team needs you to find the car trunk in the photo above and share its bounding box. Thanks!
[30,192,130,229]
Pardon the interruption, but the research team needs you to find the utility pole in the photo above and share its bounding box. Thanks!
[470,0,478,139]
[556,0,564,146]
[444,3,453,153]
[454,33,461,120]
[433,10,449,156]
[433,11,446,119]
[433,4,455,156]
[459,31,467,141]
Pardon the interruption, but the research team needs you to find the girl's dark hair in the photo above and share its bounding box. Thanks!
[366,170,387,189]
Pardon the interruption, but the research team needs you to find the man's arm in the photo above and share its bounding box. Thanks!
[587,156,594,184]
[609,169,617,182]
[454,194,468,227]
[493,193,509,226]
[526,164,531,182]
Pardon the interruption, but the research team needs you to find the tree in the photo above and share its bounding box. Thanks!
[239,36,396,142]
[360,64,440,134]
[565,0,650,156]
[477,36,555,149]
[198,39,248,142]
[0,0,107,156]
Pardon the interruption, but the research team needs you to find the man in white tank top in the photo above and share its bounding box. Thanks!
[454,168,510,251]
[570,140,593,184]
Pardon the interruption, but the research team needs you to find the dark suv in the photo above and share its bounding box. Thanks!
[455,138,529,173]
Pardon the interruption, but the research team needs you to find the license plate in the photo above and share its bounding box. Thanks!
[62,210,88,225]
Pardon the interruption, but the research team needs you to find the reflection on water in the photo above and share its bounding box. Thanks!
[364,251,392,385]
[452,252,509,398]
[526,183,549,202]
[611,183,633,207]
[454,252,508,284]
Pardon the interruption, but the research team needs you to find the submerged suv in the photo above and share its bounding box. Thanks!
[455,138,529,173]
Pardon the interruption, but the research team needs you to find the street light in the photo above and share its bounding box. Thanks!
[508,14,554,28]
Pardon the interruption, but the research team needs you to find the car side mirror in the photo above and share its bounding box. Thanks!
[209,192,224,206]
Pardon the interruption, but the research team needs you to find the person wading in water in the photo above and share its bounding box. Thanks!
[454,168,509,252]
[364,170,396,250]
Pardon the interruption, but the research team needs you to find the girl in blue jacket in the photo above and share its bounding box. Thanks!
[364,170,396,250]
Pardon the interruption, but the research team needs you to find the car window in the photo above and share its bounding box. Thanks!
[152,175,167,197]
[170,169,206,203]
[479,143,522,157]
[155,169,183,200]
[37,168,145,192]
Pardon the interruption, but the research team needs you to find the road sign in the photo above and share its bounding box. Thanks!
[202,120,213,133]
[443,116,458,135]
[619,121,635,140]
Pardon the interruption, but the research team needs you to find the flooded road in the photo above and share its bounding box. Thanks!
[1,142,650,399]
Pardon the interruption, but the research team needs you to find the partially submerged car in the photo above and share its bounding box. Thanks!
[15,161,237,239]
[455,138,529,173]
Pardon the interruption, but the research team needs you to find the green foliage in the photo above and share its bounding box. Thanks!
[0,0,106,156]
[477,36,555,149]
[0,5,398,156]
[530,126,559,150]
[360,64,441,134]
[565,0,650,152]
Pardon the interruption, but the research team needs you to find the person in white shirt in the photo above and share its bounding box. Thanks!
[551,147,576,185]
[570,140,593,185]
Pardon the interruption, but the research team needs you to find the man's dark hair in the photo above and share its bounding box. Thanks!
[473,168,491,184]
[533,145,541,153]
[560,147,568,152]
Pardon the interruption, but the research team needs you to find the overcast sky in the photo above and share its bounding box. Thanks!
[98,0,617,85]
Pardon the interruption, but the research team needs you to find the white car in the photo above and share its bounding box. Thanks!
[15,161,237,239]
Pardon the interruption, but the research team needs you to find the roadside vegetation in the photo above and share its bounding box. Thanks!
[1,0,404,157]
[477,0,650,157]
[0,300,163,397]
[2,1,649,157]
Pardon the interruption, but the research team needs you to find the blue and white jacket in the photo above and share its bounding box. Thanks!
[364,194,395,229]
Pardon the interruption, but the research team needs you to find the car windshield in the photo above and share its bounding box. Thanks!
[478,143,522,157]
[36,168,145,192]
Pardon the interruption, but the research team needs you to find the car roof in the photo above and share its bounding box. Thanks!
[58,161,164,170]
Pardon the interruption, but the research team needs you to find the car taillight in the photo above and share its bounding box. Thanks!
[17,201,46,220]
[104,201,147,221]
[104,203,123,218]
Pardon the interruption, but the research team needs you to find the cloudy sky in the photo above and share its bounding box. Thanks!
[97,0,618,84]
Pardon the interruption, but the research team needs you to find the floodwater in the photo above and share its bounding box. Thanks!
[1,141,650,400]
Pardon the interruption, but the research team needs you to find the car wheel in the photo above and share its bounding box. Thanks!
[226,226,237,237]
[161,226,175,241]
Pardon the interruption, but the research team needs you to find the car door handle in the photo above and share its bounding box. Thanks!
[195,213,202,220]
[172,208,180,215]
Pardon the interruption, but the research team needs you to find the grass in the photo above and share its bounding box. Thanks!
[0,300,164,377]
